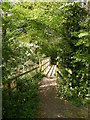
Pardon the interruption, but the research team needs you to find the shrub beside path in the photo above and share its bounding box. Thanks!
[36,65,88,118]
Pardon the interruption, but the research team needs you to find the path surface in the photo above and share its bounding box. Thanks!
[36,65,88,118]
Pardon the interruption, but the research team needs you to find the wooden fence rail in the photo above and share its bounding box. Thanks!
[2,57,51,89]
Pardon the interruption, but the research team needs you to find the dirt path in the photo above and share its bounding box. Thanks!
[36,75,88,118]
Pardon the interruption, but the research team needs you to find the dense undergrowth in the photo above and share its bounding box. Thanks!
[56,3,90,106]
[1,2,45,118]
[1,1,90,118]
[2,73,43,118]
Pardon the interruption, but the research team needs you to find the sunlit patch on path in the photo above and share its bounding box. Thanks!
[36,65,88,118]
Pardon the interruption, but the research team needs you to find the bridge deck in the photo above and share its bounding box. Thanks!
[45,65,57,77]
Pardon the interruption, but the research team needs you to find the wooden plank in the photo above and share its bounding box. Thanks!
[47,66,54,77]
[46,66,52,77]
[51,65,56,77]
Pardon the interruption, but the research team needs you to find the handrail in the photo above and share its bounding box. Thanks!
[57,70,63,78]
[5,72,41,91]
[42,63,49,72]
[3,65,39,84]
[41,60,49,67]
[3,58,50,85]
[40,57,50,61]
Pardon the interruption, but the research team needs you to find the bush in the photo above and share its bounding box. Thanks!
[57,2,89,106]
[2,73,42,118]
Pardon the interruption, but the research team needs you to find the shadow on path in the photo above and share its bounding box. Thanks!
[36,66,88,118]
[36,65,88,118]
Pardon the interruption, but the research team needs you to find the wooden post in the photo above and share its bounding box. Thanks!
[39,59,41,72]
[35,65,38,73]
[82,0,84,8]
[56,61,59,77]
[86,0,89,10]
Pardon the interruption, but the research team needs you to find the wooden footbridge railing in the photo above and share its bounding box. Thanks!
[2,57,51,89]
[2,57,72,90]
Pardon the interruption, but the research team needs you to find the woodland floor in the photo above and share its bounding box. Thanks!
[36,65,88,118]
